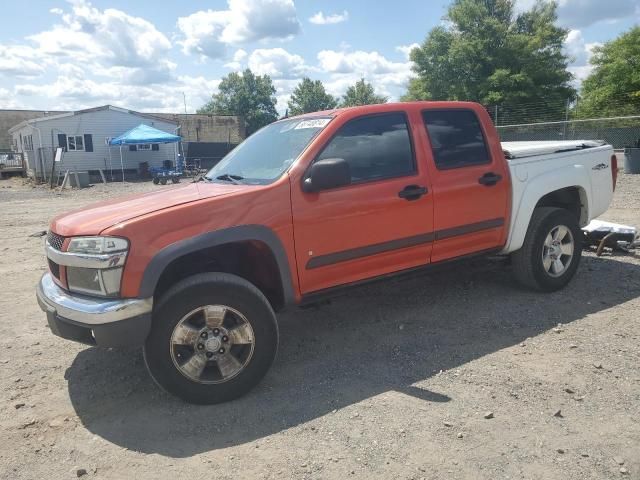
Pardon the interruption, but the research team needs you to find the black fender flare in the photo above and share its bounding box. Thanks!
[138,225,296,306]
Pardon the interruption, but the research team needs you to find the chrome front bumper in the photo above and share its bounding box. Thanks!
[36,273,153,346]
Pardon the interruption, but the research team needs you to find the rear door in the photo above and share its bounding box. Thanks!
[421,108,510,263]
[290,111,434,295]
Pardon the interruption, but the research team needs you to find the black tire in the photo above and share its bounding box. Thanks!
[511,207,582,292]
[171,177,180,184]
[152,177,160,185]
[143,273,278,404]
[160,177,167,185]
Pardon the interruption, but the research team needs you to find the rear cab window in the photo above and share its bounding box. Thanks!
[422,110,490,170]
[317,112,415,184]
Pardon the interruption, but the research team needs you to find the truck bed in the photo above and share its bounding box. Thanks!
[501,139,614,254]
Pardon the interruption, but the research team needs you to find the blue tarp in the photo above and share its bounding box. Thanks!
[108,123,181,146]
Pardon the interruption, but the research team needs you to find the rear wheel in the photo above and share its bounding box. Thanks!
[511,207,582,292]
[160,177,167,185]
[152,177,160,185]
[143,273,278,404]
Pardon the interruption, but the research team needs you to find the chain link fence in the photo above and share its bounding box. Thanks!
[495,116,640,149]
[485,95,640,149]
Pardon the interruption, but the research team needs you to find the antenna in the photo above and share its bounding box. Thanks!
[182,92,187,114]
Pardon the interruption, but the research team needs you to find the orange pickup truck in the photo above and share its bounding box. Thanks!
[37,101,617,404]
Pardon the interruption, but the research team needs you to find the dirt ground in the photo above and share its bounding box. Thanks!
[0,174,639,480]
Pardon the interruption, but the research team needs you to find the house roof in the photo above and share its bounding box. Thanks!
[8,105,178,133]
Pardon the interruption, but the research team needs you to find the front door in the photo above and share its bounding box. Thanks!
[421,108,510,263]
[290,111,434,295]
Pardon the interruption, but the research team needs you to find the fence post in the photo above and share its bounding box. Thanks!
[563,98,570,138]
[494,105,499,127]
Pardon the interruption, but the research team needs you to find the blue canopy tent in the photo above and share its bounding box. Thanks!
[108,124,182,182]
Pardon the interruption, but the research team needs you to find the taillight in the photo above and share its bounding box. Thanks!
[611,154,618,191]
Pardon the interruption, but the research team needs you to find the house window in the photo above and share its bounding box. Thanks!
[67,135,85,151]
[137,144,152,151]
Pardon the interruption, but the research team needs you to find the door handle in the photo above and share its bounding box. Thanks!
[478,172,502,186]
[398,185,428,201]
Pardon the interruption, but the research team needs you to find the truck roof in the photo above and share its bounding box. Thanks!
[284,101,484,120]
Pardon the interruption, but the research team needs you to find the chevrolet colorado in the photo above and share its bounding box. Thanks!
[36,102,618,404]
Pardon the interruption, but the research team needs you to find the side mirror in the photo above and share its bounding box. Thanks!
[303,158,351,193]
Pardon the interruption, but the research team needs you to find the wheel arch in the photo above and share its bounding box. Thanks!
[503,165,591,254]
[139,225,296,311]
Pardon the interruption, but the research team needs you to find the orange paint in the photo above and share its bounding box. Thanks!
[48,102,511,302]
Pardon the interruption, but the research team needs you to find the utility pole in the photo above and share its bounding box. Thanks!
[182,92,188,114]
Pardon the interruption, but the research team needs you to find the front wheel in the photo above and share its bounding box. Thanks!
[143,273,278,404]
[511,207,582,292]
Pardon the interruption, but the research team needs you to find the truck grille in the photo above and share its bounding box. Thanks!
[47,231,65,251]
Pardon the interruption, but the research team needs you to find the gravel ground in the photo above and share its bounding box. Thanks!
[0,175,639,480]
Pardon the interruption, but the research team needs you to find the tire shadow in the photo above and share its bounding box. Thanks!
[66,254,640,457]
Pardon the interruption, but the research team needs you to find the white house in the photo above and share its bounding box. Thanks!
[9,105,179,180]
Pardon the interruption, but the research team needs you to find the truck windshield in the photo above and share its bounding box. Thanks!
[205,117,332,185]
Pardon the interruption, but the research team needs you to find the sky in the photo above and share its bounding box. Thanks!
[0,0,638,114]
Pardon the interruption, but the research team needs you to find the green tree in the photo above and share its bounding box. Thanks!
[578,26,640,118]
[404,0,576,122]
[198,69,278,134]
[287,77,338,115]
[340,78,388,107]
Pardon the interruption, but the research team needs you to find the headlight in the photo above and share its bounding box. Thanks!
[67,236,128,255]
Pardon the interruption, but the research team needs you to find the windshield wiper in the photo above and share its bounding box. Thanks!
[215,173,244,184]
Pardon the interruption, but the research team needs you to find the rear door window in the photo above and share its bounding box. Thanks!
[422,110,490,170]
[317,113,415,183]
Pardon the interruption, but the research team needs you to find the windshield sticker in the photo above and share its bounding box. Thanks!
[294,118,331,130]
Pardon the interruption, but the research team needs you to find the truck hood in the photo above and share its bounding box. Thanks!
[50,182,245,236]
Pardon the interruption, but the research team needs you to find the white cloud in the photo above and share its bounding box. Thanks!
[13,71,221,113]
[318,50,410,76]
[224,48,248,70]
[0,45,46,77]
[274,78,300,112]
[0,87,22,108]
[395,43,420,60]
[316,50,414,102]
[515,0,639,28]
[28,1,171,69]
[309,11,349,25]
[556,0,638,28]
[248,48,307,78]
[177,0,300,59]
[564,29,601,84]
